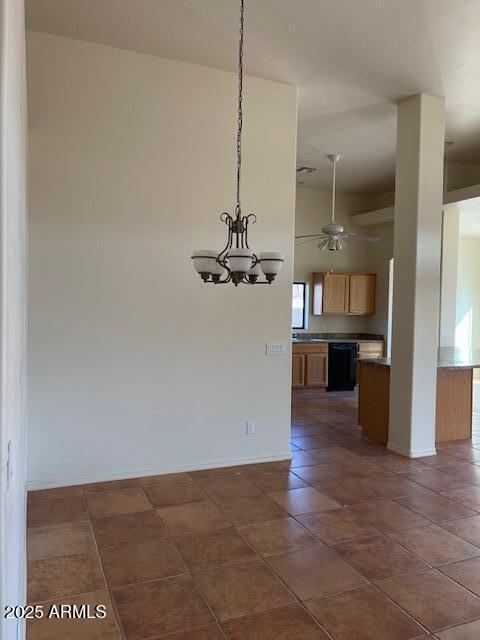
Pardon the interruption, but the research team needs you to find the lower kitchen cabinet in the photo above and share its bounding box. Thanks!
[292,353,305,388]
[292,341,385,389]
[305,353,328,387]
[358,341,384,359]
[356,342,385,381]
[292,344,328,388]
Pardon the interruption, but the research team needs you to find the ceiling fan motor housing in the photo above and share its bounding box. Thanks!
[322,223,344,235]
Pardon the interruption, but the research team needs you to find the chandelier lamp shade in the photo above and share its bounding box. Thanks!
[191,0,284,286]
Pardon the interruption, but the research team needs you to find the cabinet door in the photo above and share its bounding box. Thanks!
[305,353,328,387]
[292,354,305,388]
[323,273,349,314]
[358,341,384,358]
[349,274,376,315]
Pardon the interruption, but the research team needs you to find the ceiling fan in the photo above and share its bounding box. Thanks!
[295,154,380,251]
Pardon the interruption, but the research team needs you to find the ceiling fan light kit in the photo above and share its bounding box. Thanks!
[295,154,380,251]
[191,0,284,286]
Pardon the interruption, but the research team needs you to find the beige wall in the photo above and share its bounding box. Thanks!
[365,222,394,339]
[27,31,298,487]
[294,186,374,333]
[1,0,28,634]
[456,235,480,351]
[440,206,459,347]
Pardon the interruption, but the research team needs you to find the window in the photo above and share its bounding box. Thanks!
[292,282,307,329]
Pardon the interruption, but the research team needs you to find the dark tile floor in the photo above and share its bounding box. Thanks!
[26,385,480,639]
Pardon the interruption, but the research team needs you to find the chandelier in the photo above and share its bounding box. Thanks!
[191,0,284,286]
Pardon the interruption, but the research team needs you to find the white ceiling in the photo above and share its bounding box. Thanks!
[26,0,480,193]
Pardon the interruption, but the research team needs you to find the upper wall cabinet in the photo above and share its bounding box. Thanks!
[313,272,376,316]
[348,274,376,315]
[319,273,349,314]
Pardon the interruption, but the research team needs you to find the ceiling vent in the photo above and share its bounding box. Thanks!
[296,166,317,174]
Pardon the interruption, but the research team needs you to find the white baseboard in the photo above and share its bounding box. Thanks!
[387,442,436,459]
[26,451,292,491]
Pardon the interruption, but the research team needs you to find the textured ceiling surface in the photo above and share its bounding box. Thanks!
[27,0,480,193]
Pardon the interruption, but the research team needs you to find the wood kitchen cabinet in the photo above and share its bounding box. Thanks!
[358,359,474,444]
[349,274,376,315]
[292,353,305,388]
[357,341,384,359]
[305,352,328,387]
[292,344,328,388]
[322,273,350,314]
[293,341,385,389]
[312,272,376,316]
[356,341,385,380]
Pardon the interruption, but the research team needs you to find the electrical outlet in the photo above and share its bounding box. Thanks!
[246,420,255,434]
[266,343,286,356]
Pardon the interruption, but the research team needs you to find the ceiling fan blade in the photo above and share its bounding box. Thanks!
[295,236,327,247]
[295,234,328,239]
[341,233,380,243]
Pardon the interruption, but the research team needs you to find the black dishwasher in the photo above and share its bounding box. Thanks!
[327,342,357,391]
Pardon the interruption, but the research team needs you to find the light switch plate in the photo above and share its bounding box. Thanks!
[266,343,286,356]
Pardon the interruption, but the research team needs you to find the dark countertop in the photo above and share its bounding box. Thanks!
[292,332,384,344]
[358,347,480,370]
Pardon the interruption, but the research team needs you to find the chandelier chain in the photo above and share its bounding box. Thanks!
[190,0,284,286]
[236,0,244,217]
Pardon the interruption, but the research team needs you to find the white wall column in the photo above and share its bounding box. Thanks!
[1,0,28,637]
[388,94,445,458]
[440,205,460,346]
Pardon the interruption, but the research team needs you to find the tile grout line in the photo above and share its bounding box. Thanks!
[189,467,431,637]
[183,470,337,638]
[291,396,480,636]
[140,484,230,640]
[82,484,128,640]
[284,468,439,633]
[285,444,480,633]
[86,487,216,638]
[184,472,333,638]
[287,515,433,636]
[229,516,337,639]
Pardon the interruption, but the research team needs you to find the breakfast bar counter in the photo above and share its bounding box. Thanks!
[358,347,480,445]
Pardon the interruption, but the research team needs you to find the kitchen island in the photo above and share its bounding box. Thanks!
[358,347,480,444]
